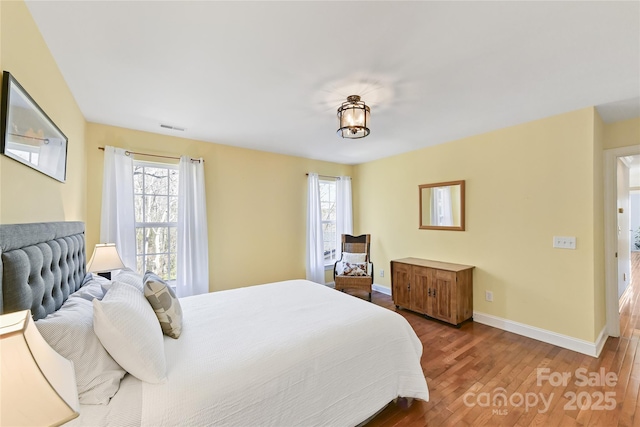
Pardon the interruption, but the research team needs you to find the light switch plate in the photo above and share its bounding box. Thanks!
[553,236,576,249]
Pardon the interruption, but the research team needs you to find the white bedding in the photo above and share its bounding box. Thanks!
[71,280,429,426]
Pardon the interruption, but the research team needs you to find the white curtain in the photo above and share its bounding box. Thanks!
[306,173,325,284]
[177,156,209,297]
[100,146,136,270]
[430,187,453,226]
[335,176,353,261]
[441,187,453,226]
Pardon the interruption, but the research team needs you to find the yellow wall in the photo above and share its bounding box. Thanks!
[0,1,86,224]
[603,117,640,150]
[85,123,352,292]
[354,108,601,342]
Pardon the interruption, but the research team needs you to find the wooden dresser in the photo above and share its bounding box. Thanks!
[391,258,474,326]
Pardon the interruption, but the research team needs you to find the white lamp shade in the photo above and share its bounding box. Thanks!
[0,310,79,427]
[86,243,126,273]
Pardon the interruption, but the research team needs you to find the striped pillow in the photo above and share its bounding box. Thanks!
[37,297,126,404]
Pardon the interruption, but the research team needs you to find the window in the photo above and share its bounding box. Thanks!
[133,162,179,281]
[432,187,453,226]
[319,179,337,265]
[6,142,39,164]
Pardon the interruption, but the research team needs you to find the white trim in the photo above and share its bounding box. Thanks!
[372,284,391,296]
[473,312,608,357]
[604,145,640,338]
[133,159,179,169]
[319,178,338,266]
[594,326,609,359]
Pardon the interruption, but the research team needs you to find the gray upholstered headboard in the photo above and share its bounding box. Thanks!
[0,221,86,320]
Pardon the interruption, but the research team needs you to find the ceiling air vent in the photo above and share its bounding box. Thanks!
[160,124,186,132]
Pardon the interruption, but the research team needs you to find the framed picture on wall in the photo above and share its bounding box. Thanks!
[0,71,68,182]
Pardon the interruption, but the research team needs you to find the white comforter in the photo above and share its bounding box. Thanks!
[74,280,429,426]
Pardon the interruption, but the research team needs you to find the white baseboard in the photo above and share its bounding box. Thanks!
[372,284,391,296]
[594,326,608,358]
[348,285,607,357]
[473,311,608,358]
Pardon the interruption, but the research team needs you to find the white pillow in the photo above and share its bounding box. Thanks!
[93,281,167,383]
[71,273,110,301]
[110,269,144,293]
[36,298,126,405]
[342,252,367,264]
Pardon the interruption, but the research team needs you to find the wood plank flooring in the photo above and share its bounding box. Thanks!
[364,251,640,427]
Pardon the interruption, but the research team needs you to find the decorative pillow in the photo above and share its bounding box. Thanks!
[342,252,367,264]
[143,271,183,339]
[93,281,167,384]
[36,297,126,405]
[342,262,369,276]
[110,269,144,293]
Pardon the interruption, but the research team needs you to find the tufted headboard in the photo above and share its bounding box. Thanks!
[0,221,86,320]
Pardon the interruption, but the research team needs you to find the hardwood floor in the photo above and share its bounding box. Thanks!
[364,251,640,427]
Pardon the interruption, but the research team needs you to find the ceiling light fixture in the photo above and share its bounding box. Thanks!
[337,95,370,139]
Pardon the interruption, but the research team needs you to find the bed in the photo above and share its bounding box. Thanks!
[0,221,429,426]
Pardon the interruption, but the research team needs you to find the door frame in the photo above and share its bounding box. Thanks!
[605,145,640,337]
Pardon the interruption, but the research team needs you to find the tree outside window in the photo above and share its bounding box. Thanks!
[133,162,178,281]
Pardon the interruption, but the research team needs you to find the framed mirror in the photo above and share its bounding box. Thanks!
[1,71,68,182]
[419,180,465,231]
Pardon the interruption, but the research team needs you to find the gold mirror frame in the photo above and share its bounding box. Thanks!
[419,180,465,231]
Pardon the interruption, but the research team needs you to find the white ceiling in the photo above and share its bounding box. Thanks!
[24,1,640,165]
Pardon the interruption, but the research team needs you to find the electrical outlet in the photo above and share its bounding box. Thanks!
[553,236,576,249]
[379,269,384,277]
[485,291,493,302]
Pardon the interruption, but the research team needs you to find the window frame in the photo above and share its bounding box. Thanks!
[319,178,337,268]
[133,160,179,282]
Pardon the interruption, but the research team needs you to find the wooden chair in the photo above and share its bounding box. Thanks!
[334,234,373,301]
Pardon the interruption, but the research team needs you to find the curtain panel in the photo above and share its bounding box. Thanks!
[335,176,353,261]
[177,156,209,297]
[306,173,325,284]
[100,146,137,270]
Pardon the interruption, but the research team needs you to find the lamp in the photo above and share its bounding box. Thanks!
[337,95,370,139]
[86,243,126,280]
[0,310,79,427]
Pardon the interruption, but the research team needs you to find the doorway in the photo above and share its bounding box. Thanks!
[605,147,640,337]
